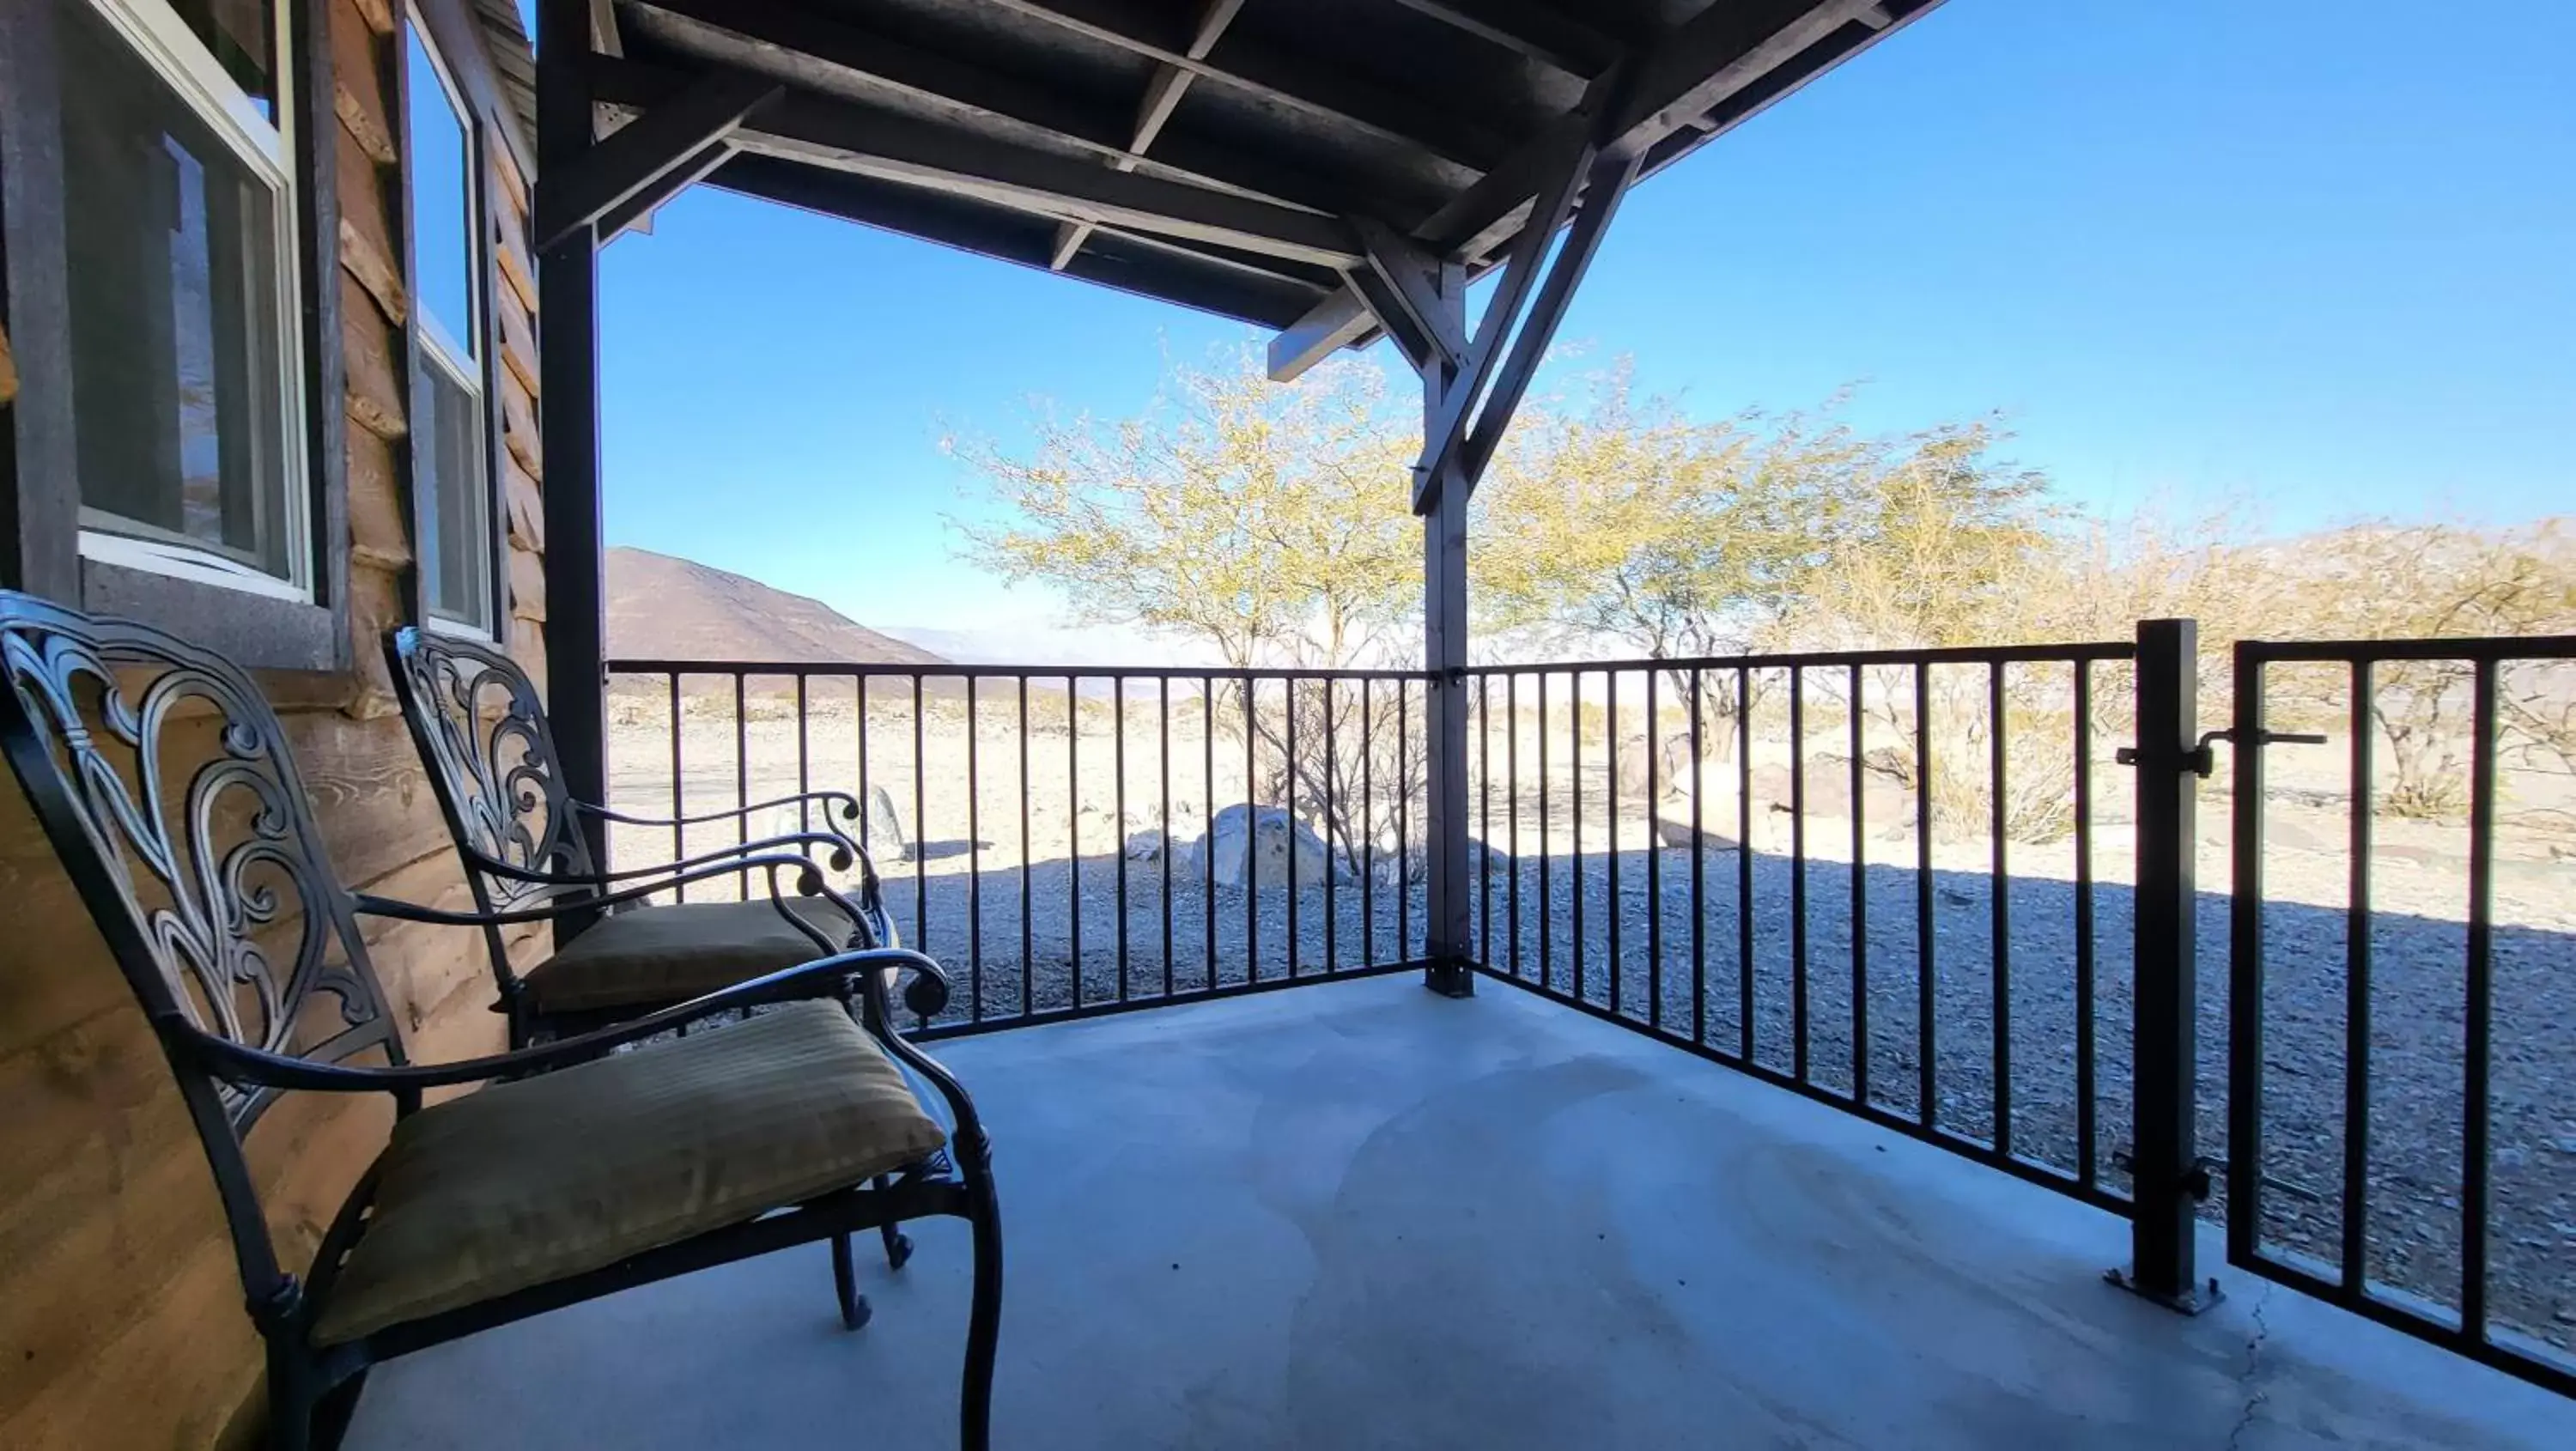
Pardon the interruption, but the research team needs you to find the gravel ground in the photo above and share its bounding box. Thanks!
[602,696,2576,1361]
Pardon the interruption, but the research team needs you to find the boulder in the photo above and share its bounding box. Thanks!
[1123,828,1166,862]
[1652,806,1741,853]
[1193,804,1332,889]
[865,783,913,862]
[1613,732,1701,801]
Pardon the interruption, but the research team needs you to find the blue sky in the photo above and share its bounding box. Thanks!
[591,1,2573,647]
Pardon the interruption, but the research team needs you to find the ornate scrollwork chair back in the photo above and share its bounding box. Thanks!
[0,592,401,1305]
[381,625,593,917]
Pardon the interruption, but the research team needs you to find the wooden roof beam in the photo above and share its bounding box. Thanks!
[1052,0,1247,270]
[625,0,1391,222]
[708,154,1320,325]
[1271,0,1906,379]
[1385,0,1628,77]
[588,55,1362,269]
[981,0,1508,173]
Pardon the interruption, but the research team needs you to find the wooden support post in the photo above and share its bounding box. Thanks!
[538,0,610,940]
[1420,257,1474,997]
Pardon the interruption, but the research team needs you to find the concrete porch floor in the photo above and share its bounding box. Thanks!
[349,974,2574,1450]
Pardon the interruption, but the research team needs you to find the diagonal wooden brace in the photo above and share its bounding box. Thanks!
[535,70,781,253]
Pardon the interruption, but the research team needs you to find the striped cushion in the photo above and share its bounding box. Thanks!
[311,1002,945,1345]
[522,895,860,1013]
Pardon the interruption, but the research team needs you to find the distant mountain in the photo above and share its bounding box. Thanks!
[605,547,950,668]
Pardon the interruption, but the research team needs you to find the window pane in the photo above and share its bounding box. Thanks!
[61,0,290,578]
[405,28,476,360]
[420,357,492,629]
[169,0,278,119]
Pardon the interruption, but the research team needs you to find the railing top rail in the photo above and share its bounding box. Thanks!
[604,658,1436,683]
[2239,634,2576,665]
[1465,640,2138,675]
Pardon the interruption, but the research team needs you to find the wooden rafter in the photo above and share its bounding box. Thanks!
[1050,0,1246,270]
[979,0,1507,171]
[1272,0,1895,379]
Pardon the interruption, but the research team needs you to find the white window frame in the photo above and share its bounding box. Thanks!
[69,0,315,603]
[406,9,499,641]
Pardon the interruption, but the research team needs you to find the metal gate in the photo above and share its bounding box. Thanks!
[2224,634,2576,1397]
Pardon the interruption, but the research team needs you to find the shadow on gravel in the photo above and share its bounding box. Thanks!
[867,835,2573,1357]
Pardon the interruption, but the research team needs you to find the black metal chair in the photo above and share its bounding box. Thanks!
[385,627,921,1309]
[382,625,895,1047]
[0,594,1002,1450]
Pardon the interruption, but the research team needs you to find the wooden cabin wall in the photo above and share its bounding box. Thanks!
[0,3,544,1444]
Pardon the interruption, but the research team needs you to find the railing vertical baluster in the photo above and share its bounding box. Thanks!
[2341,660,2374,1293]
[2073,660,2097,1187]
[1069,676,1082,1008]
[966,677,982,1023]
[1286,680,1300,979]
[1018,676,1031,1017]
[1478,673,1491,974]
[1115,677,1130,1001]
[1325,679,1340,974]
[1790,664,1807,1081]
[2226,641,2265,1272]
[795,674,811,837]
[1204,676,1217,990]
[1361,679,1375,964]
[1508,672,1522,981]
[1607,671,1621,1016]
[1736,665,1753,1062]
[1539,671,1552,991]
[2463,658,2498,1339]
[1647,667,1662,1032]
[1572,670,1585,1005]
[1689,667,1704,1042]
[1849,662,1867,1103]
[1245,677,1257,983]
[856,676,872,863]
[667,671,684,902]
[1398,678,1411,961]
[914,674,928,957]
[1916,662,1935,1128]
[734,672,750,895]
[1161,677,1174,997]
[1989,661,2010,1154]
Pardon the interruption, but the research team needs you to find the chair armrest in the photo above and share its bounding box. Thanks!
[571,789,864,834]
[353,853,831,927]
[185,947,951,1094]
[473,831,865,885]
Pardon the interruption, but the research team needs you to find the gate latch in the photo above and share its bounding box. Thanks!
[2116,728,2327,779]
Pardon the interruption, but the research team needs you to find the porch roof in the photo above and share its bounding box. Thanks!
[574,1,1944,373]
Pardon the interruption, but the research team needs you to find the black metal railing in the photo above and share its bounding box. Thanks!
[606,624,2576,1396]
[1459,640,2145,1214]
[2227,634,2576,1395]
[604,659,1437,1034]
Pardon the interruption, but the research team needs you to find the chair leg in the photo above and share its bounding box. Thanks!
[957,1133,1005,1451]
[877,1175,914,1269]
[266,1343,318,1451]
[830,1231,872,1330]
[312,1369,369,1451]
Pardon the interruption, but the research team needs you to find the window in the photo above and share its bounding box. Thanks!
[58,0,309,598]
[405,17,495,634]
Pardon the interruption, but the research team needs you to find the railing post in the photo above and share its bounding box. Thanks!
[2111,616,2219,1311]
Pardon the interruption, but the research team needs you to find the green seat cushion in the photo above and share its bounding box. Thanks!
[521,895,859,1013]
[312,1002,945,1345]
